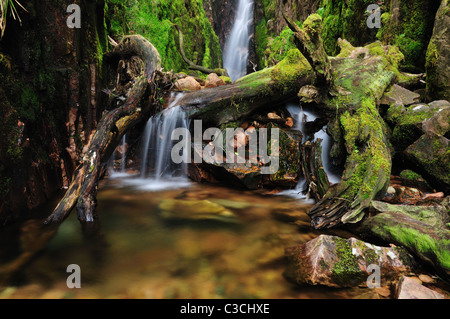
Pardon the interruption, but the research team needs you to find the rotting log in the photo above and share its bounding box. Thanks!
[300,139,330,201]
[45,35,162,225]
[173,24,229,77]
[178,48,314,126]
[283,14,395,229]
[283,13,336,93]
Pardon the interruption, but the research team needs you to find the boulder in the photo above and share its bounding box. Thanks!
[396,276,444,299]
[369,200,450,230]
[404,132,450,193]
[380,84,421,107]
[390,100,449,152]
[426,0,450,101]
[204,73,225,88]
[361,207,450,281]
[284,235,416,288]
[175,76,202,91]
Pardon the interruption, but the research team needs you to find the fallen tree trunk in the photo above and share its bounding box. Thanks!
[178,49,314,126]
[45,35,162,225]
[282,14,394,229]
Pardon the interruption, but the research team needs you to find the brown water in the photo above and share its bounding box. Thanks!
[0,179,379,299]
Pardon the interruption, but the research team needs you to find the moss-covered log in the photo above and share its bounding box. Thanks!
[300,139,330,201]
[361,201,450,281]
[283,13,336,92]
[45,35,161,225]
[283,16,395,229]
[180,48,314,126]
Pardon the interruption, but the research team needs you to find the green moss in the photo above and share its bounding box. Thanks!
[339,98,392,204]
[381,224,450,270]
[376,0,439,72]
[265,26,297,68]
[399,169,422,181]
[113,0,222,73]
[255,19,269,68]
[425,39,439,69]
[331,238,366,286]
[270,49,312,95]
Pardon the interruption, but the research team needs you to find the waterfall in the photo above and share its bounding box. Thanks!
[121,134,126,174]
[279,104,342,199]
[132,93,191,190]
[109,134,128,178]
[223,0,254,82]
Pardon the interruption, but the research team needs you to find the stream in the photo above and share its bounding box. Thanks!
[0,180,377,299]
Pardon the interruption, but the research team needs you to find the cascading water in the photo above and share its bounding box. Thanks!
[223,0,254,82]
[135,93,191,190]
[279,104,342,199]
[109,134,128,178]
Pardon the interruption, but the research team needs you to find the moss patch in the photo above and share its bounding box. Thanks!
[107,0,222,73]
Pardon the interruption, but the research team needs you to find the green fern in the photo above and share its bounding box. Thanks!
[0,0,28,38]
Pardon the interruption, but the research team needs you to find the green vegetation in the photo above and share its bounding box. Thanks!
[331,238,366,287]
[106,0,222,73]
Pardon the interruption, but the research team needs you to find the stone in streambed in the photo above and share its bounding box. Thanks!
[175,76,202,91]
[396,276,444,299]
[404,132,450,194]
[158,199,238,223]
[284,235,416,288]
[205,73,225,88]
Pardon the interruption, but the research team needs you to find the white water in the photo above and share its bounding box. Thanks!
[140,93,189,180]
[279,104,342,199]
[223,0,254,82]
[109,134,128,178]
[109,93,191,191]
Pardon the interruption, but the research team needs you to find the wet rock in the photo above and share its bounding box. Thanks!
[267,112,281,119]
[421,101,450,136]
[425,0,450,101]
[361,209,450,281]
[390,100,449,152]
[175,76,202,91]
[396,276,444,299]
[188,125,302,189]
[205,73,225,88]
[370,200,450,230]
[418,274,435,284]
[404,132,450,194]
[284,235,416,288]
[380,84,421,107]
[158,199,238,223]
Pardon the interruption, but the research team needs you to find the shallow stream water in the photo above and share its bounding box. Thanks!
[0,178,381,299]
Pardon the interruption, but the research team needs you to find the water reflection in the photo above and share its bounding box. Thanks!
[0,181,374,299]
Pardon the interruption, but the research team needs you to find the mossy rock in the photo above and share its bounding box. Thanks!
[362,210,450,281]
[391,101,448,152]
[404,132,450,193]
[284,234,416,288]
